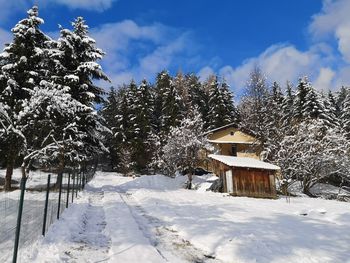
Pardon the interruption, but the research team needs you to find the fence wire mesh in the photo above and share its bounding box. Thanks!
[0,166,95,263]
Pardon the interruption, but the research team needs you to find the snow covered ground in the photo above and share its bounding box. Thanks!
[13,172,350,263]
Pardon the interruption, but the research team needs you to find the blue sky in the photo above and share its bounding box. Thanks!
[0,0,349,93]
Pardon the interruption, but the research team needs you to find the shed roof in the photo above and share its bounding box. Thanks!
[208,154,280,170]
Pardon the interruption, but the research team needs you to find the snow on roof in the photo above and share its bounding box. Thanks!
[207,139,255,144]
[203,123,238,135]
[208,154,280,170]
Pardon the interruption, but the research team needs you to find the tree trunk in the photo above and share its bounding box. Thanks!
[54,155,65,189]
[4,157,15,191]
[303,180,316,197]
[187,173,193,190]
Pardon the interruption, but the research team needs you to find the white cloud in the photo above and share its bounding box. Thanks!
[37,0,117,11]
[0,0,117,24]
[314,67,336,91]
[91,20,196,87]
[0,28,12,49]
[309,0,350,63]
[198,66,215,81]
[196,0,350,93]
[335,66,350,88]
[204,44,326,93]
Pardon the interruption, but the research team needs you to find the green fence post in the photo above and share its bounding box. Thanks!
[57,173,63,220]
[42,174,51,236]
[12,176,27,263]
[66,173,70,208]
[79,172,82,191]
[71,174,75,203]
[75,173,78,198]
[82,171,85,189]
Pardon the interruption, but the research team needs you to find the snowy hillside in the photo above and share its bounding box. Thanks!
[20,172,350,263]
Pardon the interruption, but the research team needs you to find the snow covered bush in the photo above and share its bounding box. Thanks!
[277,119,350,196]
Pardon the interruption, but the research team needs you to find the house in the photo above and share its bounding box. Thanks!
[204,123,261,159]
[204,123,280,198]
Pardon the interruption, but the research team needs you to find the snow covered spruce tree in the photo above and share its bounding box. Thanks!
[263,81,285,161]
[0,6,51,190]
[18,81,95,174]
[341,91,350,140]
[206,75,239,130]
[46,17,110,183]
[125,79,155,172]
[186,73,210,126]
[281,81,295,134]
[100,87,120,169]
[154,107,211,189]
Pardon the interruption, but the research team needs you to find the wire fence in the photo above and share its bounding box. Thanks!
[0,166,95,263]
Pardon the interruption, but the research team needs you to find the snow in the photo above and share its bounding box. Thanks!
[209,154,280,170]
[16,172,350,263]
[207,139,254,144]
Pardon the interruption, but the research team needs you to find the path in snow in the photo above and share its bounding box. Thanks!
[28,173,224,263]
[118,191,222,263]
[60,189,111,262]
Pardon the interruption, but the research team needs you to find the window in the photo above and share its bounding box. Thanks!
[231,145,237,156]
[230,131,234,136]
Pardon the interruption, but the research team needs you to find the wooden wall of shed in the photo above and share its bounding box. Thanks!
[211,159,231,192]
[231,167,277,198]
[209,159,277,198]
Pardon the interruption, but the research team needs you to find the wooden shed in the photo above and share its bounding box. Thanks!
[209,154,280,199]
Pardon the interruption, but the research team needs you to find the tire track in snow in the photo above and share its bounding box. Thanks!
[61,190,111,263]
[119,192,222,263]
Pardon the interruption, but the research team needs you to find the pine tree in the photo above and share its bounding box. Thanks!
[336,86,349,114]
[153,70,172,133]
[173,71,188,115]
[186,74,209,128]
[293,77,311,122]
[341,92,350,140]
[206,75,238,130]
[125,79,154,172]
[323,90,339,127]
[52,17,110,174]
[303,87,326,120]
[264,81,284,161]
[281,81,295,132]
[55,17,108,105]
[153,71,183,138]
[100,87,119,169]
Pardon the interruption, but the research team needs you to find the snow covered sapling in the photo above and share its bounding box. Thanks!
[158,108,211,189]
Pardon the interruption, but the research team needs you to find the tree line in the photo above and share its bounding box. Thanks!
[101,67,350,195]
[100,72,238,174]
